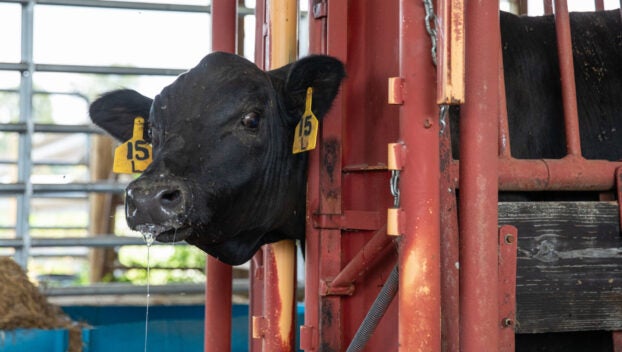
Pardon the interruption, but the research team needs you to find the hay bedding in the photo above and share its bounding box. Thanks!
[0,257,84,352]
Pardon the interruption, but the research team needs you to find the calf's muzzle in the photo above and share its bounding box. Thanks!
[125,177,190,230]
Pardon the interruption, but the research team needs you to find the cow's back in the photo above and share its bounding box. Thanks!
[501,10,622,160]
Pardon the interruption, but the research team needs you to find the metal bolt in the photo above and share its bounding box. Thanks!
[502,318,514,327]
[504,233,515,244]
[424,118,433,129]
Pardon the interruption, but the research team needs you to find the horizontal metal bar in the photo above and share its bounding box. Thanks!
[0,160,89,167]
[0,62,28,71]
[41,282,208,296]
[0,122,102,134]
[2,0,212,13]
[0,235,178,248]
[30,226,87,230]
[0,182,127,195]
[36,63,186,76]
[38,0,211,13]
[0,62,185,76]
[449,157,622,191]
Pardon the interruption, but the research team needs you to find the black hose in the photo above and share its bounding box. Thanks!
[346,265,399,352]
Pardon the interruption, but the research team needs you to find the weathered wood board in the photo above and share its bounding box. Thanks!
[499,202,622,333]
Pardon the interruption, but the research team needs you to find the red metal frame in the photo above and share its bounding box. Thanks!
[204,1,236,351]
[498,225,518,352]
[213,1,622,351]
[397,0,442,350]
[459,2,501,351]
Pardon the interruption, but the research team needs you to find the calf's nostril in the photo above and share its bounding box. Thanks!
[159,189,182,206]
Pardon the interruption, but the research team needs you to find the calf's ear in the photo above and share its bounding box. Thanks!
[272,55,346,125]
[89,89,153,142]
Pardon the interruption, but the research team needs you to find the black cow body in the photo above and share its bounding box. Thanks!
[500,10,622,161]
[90,53,345,265]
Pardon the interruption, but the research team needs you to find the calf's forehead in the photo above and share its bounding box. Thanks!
[156,53,272,111]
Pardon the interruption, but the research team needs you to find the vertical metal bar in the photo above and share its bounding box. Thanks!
[440,111,459,351]
[595,0,605,11]
[498,50,512,159]
[317,1,347,350]
[263,241,296,351]
[398,0,441,350]
[261,1,298,351]
[302,4,326,350]
[436,0,465,104]
[460,1,500,351]
[498,225,518,352]
[251,2,268,351]
[554,0,582,157]
[16,0,35,268]
[544,0,553,15]
[204,1,236,351]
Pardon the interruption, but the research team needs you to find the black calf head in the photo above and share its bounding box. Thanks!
[90,52,345,265]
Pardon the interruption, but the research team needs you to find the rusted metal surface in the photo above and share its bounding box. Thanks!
[204,1,235,351]
[397,0,441,350]
[459,1,500,351]
[306,1,346,350]
[613,330,622,352]
[436,0,465,104]
[325,225,393,294]
[554,0,582,157]
[250,252,265,352]
[440,106,459,352]
[498,49,512,159]
[312,210,382,231]
[262,241,296,352]
[498,157,622,191]
[254,1,300,351]
[204,257,233,352]
[498,225,518,352]
[250,2,268,351]
[446,158,622,191]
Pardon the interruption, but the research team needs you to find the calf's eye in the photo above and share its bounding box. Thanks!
[241,112,260,129]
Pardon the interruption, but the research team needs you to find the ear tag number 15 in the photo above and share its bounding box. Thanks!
[113,116,153,174]
[292,87,319,154]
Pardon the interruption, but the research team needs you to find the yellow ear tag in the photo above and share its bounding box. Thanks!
[113,117,153,174]
[292,87,319,154]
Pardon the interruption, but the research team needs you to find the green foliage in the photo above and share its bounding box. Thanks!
[117,244,206,285]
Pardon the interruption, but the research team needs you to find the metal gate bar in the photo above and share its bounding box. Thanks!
[396,0,442,350]
[459,0,501,351]
[203,1,235,352]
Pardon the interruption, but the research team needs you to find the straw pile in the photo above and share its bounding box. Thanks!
[0,257,83,352]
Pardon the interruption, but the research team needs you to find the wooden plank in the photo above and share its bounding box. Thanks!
[499,201,622,333]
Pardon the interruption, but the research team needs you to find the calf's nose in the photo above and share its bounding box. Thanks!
[125,178,189,227]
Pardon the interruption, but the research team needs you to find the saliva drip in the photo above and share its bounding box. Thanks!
[141,229,157,352]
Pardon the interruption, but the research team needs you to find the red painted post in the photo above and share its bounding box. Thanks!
[204,1,236,352]
[258,1,298,351]
[498,225,518,352]
[251,2,267,351]
[397,0,441,350]
[460,1,500,351]
[554,0,582,157]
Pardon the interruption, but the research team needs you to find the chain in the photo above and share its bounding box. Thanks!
[390,169,401,208]
[439,104,449,135]
[422,0,438,66]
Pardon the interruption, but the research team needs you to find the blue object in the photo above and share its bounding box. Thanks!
[0,304,305,352]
